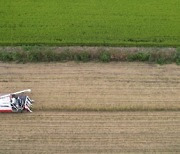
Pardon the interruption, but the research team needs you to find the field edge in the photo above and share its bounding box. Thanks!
[0,46,179,64]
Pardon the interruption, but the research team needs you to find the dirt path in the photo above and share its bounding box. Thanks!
[0,62,179,111]
[0,111,179,153]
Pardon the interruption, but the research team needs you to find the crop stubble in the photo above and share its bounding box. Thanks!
[0,111,179,153]
[0,62,179,153]
[0,62,179,111]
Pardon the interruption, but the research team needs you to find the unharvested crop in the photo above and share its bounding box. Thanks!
[0,0,179,46]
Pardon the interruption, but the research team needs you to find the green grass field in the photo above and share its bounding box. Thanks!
[0,0,179,46]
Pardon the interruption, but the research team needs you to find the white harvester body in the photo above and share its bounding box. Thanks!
[0,89,34,113]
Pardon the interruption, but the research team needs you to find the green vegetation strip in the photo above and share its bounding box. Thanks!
[0,46,179,64]
[0,0,179,46]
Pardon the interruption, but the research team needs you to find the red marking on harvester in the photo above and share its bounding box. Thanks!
[0,110,12,113]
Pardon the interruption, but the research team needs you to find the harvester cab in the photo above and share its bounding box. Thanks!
[0,89,34,113]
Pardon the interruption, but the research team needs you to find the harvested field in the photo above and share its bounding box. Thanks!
[0,62,179,111]
[0,111,179,153]
[0,62,179,153]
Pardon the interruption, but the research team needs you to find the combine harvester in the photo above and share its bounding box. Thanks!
[0,89,34,113]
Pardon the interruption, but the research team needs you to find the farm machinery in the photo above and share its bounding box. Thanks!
[0,89,34,113]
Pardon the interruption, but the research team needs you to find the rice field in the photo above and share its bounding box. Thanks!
[0,111,179,153]
[0,62,180,153]
[0,62,179,111]
[0,0,179,46]
[1,1,180,153]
